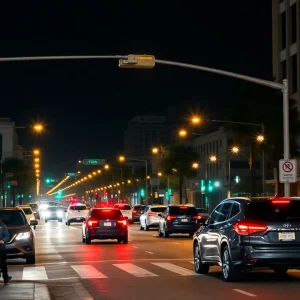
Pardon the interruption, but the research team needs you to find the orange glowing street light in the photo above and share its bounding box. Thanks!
[231,146,240,154]
[191,116,201,124]
[152,147,159,154]
[119,156,125,162]
[178,129,187,137]
[33,149,40,155]
[33,123,44,133]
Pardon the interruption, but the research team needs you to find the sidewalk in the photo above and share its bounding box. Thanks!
[0,282,51,300]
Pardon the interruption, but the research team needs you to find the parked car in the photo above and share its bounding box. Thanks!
[193,197,300,281]
[28,203,40,220]
[0,207,37,264]
[18,205,36,229]
[158,204,201,237]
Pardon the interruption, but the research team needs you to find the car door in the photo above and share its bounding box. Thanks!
[200,203,223,261]
[210,202,233,261]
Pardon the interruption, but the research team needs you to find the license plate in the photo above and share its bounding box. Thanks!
[279,232,295,241]
[181,218,188,222]
[76,218,81,220]
[104,222,111,226]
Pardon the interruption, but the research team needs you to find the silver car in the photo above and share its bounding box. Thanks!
[0,207,37,264]
[139,205,167,230]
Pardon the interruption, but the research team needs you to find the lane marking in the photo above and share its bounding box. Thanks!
[71,265,107,278]
[152,262,197,276]
[145,251,154,254]
[34,283,51,300]
[233,289,257,297]
[172,242,180,245]
[22,266,48,280]
[113,263,158,277]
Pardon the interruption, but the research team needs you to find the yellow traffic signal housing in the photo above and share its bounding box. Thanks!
[119,54,155,69]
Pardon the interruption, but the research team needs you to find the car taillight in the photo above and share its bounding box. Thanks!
[193,215,201,220]
[233,222,268,235]
[132,210,137,213]
[87,218,99,227]
[166,215,176,221]
[118,220,127,226]
[272,200,290,204]
[148,212,156,216]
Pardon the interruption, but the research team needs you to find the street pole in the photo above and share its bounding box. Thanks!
[228,158,231,198]
[283,79,290,196]
[145,160,148,205]
[0,55,289,195]
[262,123,265,196]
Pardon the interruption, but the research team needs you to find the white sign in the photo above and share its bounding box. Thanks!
[279,159,297,183]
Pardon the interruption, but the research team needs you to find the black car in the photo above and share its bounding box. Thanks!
[82,208,128,244]
[45,206,63,222]
[193,197,300,282]
[131,205,146,223]
[0,207,37,264]
[158,205,201,237]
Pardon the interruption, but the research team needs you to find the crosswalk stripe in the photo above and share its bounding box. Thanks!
[113,263,158,277]
[152,262,197,276]
[71,265,107,278]
[22,266,48,280]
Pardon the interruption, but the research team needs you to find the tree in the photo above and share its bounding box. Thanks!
[224,85,300,196]
[160,144,198,204]
[1,157,35,205]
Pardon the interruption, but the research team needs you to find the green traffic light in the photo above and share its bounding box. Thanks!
[140,189,145,197]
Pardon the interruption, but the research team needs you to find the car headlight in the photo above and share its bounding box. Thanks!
[30,217,35,221]
[16,232,31,240]
[57,211,63,217]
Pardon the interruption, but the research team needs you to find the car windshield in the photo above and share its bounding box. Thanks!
[0,210,27,226]
[47,207,58,211]
[91,209,122,220]
[21,208,32,215]
[151,207,167,212]
[133,205,145,210]
[70,206,86,210]
[246,200,300,222]
[169,206,197,215]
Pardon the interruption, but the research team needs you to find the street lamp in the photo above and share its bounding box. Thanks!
[178,129,187,137]
[33,149,40,155]
[191,116,201,125]
[33,123,44,133]
[158,172,162,177]
[152,147,159,154]
[192,162,199,169]
[231,146,239,154]
[257,135,265,143]
[209,155,217,162]
[104,164,110,170]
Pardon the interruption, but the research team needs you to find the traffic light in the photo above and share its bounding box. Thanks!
[28,194,32,199]
[119,54,155,69]
[45,178,51,184]
[140,189,145,198]
[200,180,205,192]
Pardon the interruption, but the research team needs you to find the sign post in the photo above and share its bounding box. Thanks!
[279,159,297,183]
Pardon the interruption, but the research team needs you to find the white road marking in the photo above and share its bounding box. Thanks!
[233,289,257,297]
[34,283,51,300]
[71,265,107,278]
[145,251,154,254]
[22,266,48,280]
[152,262,197,276]
[172,242,180,245]
[113,263,158,277]
[133,246,138,248]
[67,226,79,230]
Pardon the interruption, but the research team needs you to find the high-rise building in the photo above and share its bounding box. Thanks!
[0,118,19,161]
[124,115,176,159]
[272,0,299,108]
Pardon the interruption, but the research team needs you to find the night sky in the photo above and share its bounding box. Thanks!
[0,1,272,178]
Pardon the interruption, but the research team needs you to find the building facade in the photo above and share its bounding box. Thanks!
[124,115,176,160]
[0,118,19,161]
[272,0,299,108]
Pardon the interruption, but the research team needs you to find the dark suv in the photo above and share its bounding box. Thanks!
[158,205,201,237]
[193,197,300,281]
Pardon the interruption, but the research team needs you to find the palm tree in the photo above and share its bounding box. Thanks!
[160,144,198,204]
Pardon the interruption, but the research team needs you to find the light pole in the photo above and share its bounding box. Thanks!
[0,55,290,195]
[119,156,148,204]
[103,164,123,201]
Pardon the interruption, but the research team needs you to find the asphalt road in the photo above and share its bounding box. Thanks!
[2,219,300,299]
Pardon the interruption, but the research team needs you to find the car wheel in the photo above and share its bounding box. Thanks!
[163,226,169,238]
[82,232,86,243]
[34,226,36,230]
[221,245,241,282]
[26,255,36,264]
[140,223,143,230]
[194,243,209,274]
[45,219,47,223]
[144,222,149,231]
[123,236,128,244]
[67,221,70,226]
[273,267,288,275]
[85,236,91,244]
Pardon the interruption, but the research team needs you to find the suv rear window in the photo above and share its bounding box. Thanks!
[70,206,86,210]
[169,206,197,215]
[115,205,131,210]
[134,205,145,210]
[151,207,166,212]
[91,209,122,219]
[0,210,27,226]
[246,200,300,222]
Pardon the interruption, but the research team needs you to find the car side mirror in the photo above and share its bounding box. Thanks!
[158,213,162,217]
[30,220,38,226]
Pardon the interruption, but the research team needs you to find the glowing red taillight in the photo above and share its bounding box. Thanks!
[272,200,290,204]
[233,222,268,236]
[148,212,156,216]
[166,215,176,221]
[87,218,99,227]
[117,220,127,226]
[193,215,201,220]
[132,210,137,213]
